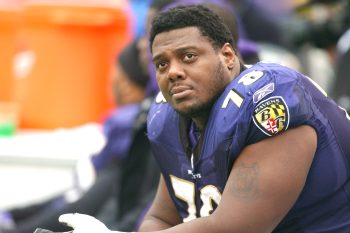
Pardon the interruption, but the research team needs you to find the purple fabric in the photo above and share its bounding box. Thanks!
[91,104,141,171]
[188,121,200,149]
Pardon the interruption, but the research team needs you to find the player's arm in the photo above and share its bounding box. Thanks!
[209,124,317,232]
[138,175,182,231]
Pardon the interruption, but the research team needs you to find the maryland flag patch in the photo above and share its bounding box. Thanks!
[252,96,289,136]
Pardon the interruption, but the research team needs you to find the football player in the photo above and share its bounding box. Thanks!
[40,4,350,233]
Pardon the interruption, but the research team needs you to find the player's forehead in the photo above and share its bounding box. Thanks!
[152,27,212,59]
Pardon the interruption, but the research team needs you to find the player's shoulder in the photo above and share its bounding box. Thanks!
[219,62,303,108]
[147,92,177,139]
[236,62,300,92]
[212,62,305,135]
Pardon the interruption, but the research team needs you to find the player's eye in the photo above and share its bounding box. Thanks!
[156,61,168,72]
[183,53,197,63]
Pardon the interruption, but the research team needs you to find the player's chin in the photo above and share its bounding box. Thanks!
[171,97,188,108]
[174,102,202,118]
[173,103,191,116]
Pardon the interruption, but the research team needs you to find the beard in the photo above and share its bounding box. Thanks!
[175,61,227,119]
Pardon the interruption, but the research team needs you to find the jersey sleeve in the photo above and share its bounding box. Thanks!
[245,67,316,145]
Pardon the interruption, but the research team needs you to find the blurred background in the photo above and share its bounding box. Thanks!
[0,0,148,211]
[0,0,349,230]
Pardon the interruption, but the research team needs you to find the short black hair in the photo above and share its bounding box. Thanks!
[149,4,235,52]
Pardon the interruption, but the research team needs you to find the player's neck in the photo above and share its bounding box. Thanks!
[192,116,207,133]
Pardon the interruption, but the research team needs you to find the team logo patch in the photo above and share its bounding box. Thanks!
[253,83,275,103]
[252,96,289,136]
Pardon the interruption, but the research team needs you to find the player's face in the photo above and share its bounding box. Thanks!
[152,27,233,118]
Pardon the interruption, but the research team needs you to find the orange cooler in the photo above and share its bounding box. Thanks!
[0,0,23,101]
[14,0,132,129]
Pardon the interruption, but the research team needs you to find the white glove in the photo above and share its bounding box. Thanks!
[59,213,134,233]
[59,213,112,233]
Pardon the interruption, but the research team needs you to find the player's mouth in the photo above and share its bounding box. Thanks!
[170,85,193,100]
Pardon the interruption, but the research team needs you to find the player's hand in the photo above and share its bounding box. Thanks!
[59,213,110,233]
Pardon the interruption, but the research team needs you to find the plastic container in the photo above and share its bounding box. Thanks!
[0,0,23,101]
[13,0,133,129]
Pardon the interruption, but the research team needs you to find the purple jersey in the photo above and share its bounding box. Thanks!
[147,62,350,232]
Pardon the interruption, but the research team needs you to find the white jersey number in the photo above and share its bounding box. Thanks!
[170,175,222,222]
[238,70,264,86]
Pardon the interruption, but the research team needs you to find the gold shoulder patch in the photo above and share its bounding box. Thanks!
[252,96,289,136]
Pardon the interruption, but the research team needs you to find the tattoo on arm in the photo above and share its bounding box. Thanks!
[231,162,259,201]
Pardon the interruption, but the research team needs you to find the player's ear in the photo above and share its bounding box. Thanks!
[220,43,236,71]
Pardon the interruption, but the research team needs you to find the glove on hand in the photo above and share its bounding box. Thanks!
[59,213,110,233]
[34,213,131,233]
